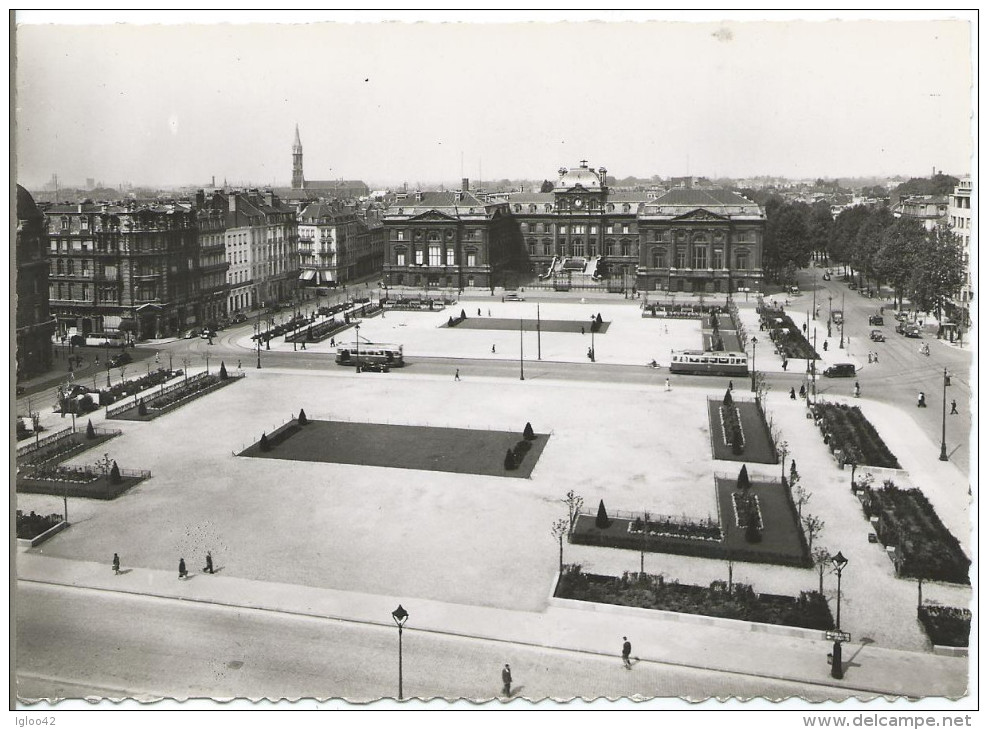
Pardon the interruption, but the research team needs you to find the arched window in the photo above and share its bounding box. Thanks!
[514,204,522,213]
[545,204,553,212]
[529,204,537,213]
[520,222,529,233]
[623,204,631,213]
[428,231,440,242]
[607,203,615,212]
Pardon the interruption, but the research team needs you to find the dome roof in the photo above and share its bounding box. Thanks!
[17,184,42,222]
[555,163,604,192]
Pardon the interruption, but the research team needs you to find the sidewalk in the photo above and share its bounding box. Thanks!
[16,553,968,699]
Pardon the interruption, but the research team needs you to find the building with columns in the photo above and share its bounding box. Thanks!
[506,162,765,294]
[382,184,516,290]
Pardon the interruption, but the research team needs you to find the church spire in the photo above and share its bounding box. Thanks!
[292,125,304,189]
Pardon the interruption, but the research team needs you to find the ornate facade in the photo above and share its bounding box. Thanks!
[16,185,56,378]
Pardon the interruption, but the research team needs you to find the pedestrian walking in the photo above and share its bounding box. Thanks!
[868,353,873,364]
[203,551,214,574]
[155,353,160,364]
[581,326,585,335]
[94,355,99,366]
[664,378,671,392]
[782,359,788,371]
[112,553,120,575]
[950,399,958,415]
[917,392,926,408]
[823,341,829,352]
[454,369,460,381]
[488,309,491,317]
[237,359,242,369]
[491,344,496,354]
[790,387,797,400]
[873,352,879,364]
[728,380,734,392]
[478,308,482,316]
[799,384,806,398]
[854,381,860,398]
[179,558,188,579]
[300,341,306,350]
[501,664,512,697]
[622,637,632,669]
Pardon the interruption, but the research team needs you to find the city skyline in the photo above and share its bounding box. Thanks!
[14,12,974,189]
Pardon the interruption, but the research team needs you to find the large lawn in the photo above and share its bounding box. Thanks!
[240,419,549,479]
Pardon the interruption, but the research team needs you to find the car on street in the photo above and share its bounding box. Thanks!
[109,352,132,368]
[848,281,857,290]
[822,272,831,281]
[868,315,884,326]
[184,329,197,339]
[870,330,886,342]
[896,323,922,338]
[894,311,910,322]
[831,310,843,324]
[358,362,390,373]
[823,363,857,378]
[503,292,525,301]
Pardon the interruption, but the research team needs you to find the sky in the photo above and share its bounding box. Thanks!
[13,11,975,190]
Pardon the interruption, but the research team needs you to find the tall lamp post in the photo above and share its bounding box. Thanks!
[391,604,409,700]
[839,292,845,349]
[354,323,361,373]
[536,303,542,360]
[519,318,525,381]
[750,336,758,392]
[830,551,848,679]
[939,368,950,461]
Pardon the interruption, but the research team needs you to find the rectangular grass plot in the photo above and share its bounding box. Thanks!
[239,419,549,479]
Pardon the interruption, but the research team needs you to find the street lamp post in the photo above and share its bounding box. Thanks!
[939,367,950,461]
[519,318,525,381]
[750,336,758,392]
[839,292,845,349]
[391,604,409,700]
[355,323,361,373]
[537,303,541,360]
[831,551,848,679]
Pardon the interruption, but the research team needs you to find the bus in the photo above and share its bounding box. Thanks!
[669,350,749,376]
[335,343,404,369]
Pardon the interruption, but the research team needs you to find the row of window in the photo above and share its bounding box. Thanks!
[511,202,637,214]
[525,239,636,257]
[395,249,478,267]
[647,248,751,269]
[395,229,483,242]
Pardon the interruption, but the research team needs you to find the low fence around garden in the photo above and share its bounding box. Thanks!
[16,426,74,458]
[144,372,245,417]
[105,371,211,418]
[17,426,123,468]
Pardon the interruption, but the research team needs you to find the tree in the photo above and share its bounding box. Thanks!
[877,217,925,310]
[763,202,811,281]
[909,225,965,320]
[723,388,733,407]
[298,408,308,425]
[853,206,894,289]
[731,425,744,455]
[808,201,834,263]
[523,422,535,440]
[829,205,870,273]
[778,440,790,484]
[736,464,751,492]
[803,513,825,552]
[812,546,831,595]
[794,482,811,522]
[138,399,147,416]
[550,518,567,573]
[540,180,555,193]
[86,419,96,440]
[259,433,270,452]
[219,361,228,380]
[110,460,122,485]
[595,500,610,529]
[563,490,584,533]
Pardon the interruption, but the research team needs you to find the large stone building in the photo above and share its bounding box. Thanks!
[290,125,369,200]
[192,196,231,327]
[947,177,972,331]
[382,185,516,290]
[16,185,56,378]
[202,189,300,314]
[297,201,385,287]
[46,200,199,340]
[506,162,765,293]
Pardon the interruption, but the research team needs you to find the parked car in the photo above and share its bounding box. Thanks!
[184,329,197,339]
[870,330,886,342]
[831,310,844,324]
[788,286,800,296]
[504,292,525,301]
[823,363,857,378]
[894,311,910,322]
[109,352,132,368]
[359,362,390,373]
[822,272,831,281]
[868,315,884,326]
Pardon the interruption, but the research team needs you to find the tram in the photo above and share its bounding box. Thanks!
[335,343,404,368]
[668,350,749,376]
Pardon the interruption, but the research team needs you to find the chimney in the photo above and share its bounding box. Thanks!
[461,178,469,192]
[77,203,83,213]
[195,189,205,210]
[211,175,216,188]
[264,189,274,207]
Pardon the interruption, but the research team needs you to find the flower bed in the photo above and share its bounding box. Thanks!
[644,303,725,319]
[555,566,833,631]
[17,428,121,469]
[627,514,722,542]
[917,605,971,647]
[707,398,776,464]
[812,402,899,468]
[16,510,64,540]
[758,308,819,360]
[110,373,242,421]
[859,481,969,584]
[17,465,150,500]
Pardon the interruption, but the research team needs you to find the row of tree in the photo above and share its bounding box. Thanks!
[758,194,965,319]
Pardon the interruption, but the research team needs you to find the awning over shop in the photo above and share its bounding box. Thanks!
[299,270,316,281]
[319,272,335,284]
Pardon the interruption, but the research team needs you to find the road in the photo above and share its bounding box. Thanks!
[793,268,972,475]
[15,582,859,702]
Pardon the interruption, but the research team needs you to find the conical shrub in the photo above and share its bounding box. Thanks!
[259,433,270,452]
[110,460,122,485]
[86,419,96,440]
[138,399,148,416]
[737,464,751,491]
[298,408,308,425]
[595,499,610,529]
[219,361,228,380]
[523,422,535,440]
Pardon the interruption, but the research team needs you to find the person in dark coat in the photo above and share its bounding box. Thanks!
[112,553,120,575]
[622,637,632,669]
[179,558,188,579]
[790,387,797,400]
[204,551,214,574]
[501,664,512,697]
